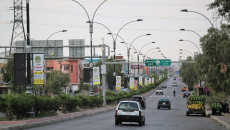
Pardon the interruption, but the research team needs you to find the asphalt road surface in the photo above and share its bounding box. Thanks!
[27,77,227,130]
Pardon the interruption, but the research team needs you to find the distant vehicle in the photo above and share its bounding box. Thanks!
[181,86,187,91]
[173,77,176,80]
[173,82,177,86]
[158,99,171,110]
[131,95,146,109]
[183,91,191,98]
[156,89,163,95]
[161,85,167,88]
[115,101,145,126]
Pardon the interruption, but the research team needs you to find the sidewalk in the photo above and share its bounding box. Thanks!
[210,113,230,129]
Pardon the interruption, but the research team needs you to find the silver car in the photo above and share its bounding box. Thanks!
[115,101,145,126]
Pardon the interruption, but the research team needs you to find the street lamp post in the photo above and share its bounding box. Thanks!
[179,49,194,59]
[26,0,31,94]
[179,39,201,54]
[138,42,155,81]
[180,28,201,38]
[93,20,143,89]
[181,9,214,28]
[127,34,151,76]
[46,30,67,91]
[73,0,107,90]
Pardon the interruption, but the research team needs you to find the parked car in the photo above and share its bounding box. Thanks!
[156,89,163,95]
[157,99,171,110]
[183,91,191,98]
[161,85,167,88]
[115,101,145,126]
[131,95,146,109]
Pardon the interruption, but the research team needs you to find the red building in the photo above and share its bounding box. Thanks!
[46,59,81,92]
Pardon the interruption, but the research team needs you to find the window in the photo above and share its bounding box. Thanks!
[64,65,69,71]
[71,65,73,74]
[46,67,53,71]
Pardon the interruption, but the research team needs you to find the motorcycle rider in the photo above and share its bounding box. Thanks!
[173,90,176,96]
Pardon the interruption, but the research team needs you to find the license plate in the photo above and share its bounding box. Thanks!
[163,103,166,105]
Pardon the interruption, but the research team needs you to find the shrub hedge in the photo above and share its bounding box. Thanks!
[0,77,166,120]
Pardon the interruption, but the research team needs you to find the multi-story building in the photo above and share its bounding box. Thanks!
[46,59,81,92]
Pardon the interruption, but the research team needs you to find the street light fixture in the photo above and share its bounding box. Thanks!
[179,39,201,54]
[179,28,201,38]
[181,9,213,28]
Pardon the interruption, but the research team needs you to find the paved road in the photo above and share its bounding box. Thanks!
[27,77,227,130]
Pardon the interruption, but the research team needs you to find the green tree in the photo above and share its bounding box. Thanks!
[180,57,199,90]
[200,24,230,94]
[209,0,230,21]
[46,70,70,94]
[1,56,26,94]
[105,56,123,86]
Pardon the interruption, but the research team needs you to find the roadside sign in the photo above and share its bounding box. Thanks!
[145,59,171,66]
[203,86,208,92]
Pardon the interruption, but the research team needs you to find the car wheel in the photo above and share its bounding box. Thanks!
[169,107,171,110]
[186,111,189,116]
[157,107,160,109]
[139,119,143,126]
[115,120,118,125]
[143,117,145,125]
[203,113,206,117]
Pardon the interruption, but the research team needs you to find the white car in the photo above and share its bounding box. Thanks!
[156,89,163,95]
[115,101,145,126]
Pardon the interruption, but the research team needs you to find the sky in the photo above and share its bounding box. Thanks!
[0,0,220,61]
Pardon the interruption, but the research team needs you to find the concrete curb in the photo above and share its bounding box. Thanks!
[0,80,166,130]
[210,115,230,130]
[0,106,117,130]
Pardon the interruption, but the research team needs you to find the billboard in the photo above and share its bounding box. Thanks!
[69,39,85,57]
[15,40,63,57]
[33,54,44,85]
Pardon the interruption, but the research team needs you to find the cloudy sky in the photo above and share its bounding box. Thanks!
[0,0,219,61]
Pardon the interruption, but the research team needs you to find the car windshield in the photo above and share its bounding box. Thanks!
[118,102,139,110]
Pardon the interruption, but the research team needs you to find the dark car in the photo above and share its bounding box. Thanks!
[131,95,146,109]
[183,91,191,98]
[161,85,167,88]
[157,99,171,110]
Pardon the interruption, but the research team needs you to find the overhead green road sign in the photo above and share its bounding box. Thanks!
[145,59,171,66]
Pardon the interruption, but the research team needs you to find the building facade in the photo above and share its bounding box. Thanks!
[46,59,81,92]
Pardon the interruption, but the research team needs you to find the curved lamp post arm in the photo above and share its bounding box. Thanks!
[129,34,150,50]
[181,9,213,28]
[149,50,161,57]
[190,11,213,28]
[94,22,115,42]
[185,40,201,54]
[144,47,159,56]
[180,28,201,38]
[179,39,201,54]
[72,0,90,21]
[92,0,107,22]
[47,30,67,40]
[115,19,142,43]
[140,42,155,52]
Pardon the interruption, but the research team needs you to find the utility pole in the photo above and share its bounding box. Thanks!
[26,0,31,94]
[10,0,26,54]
